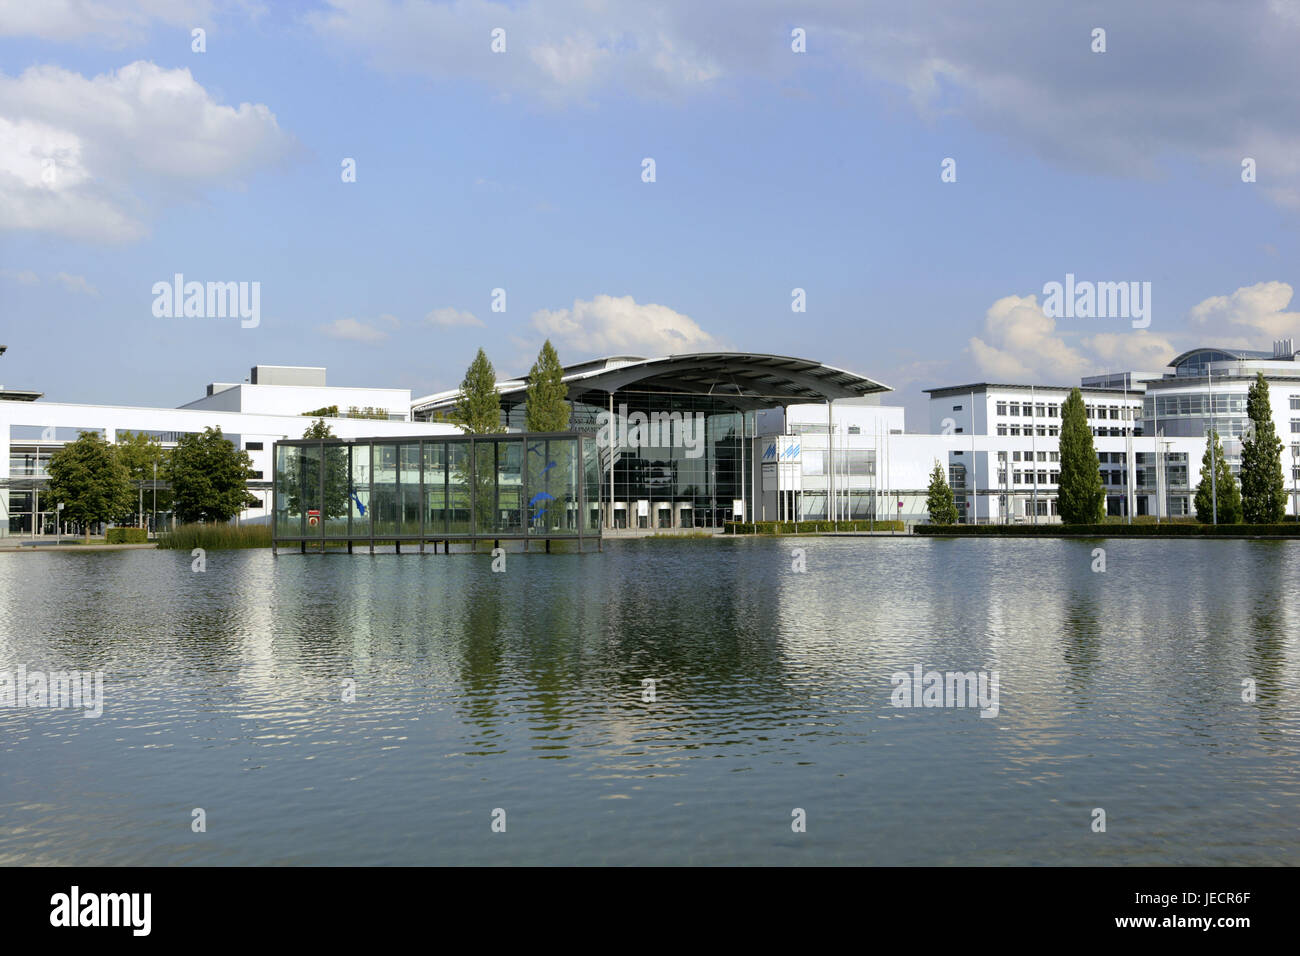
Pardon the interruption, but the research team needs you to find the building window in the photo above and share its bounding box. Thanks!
[996,402,1007,415]
[246,441,263,450]
[1010,425,1021,436]
[848,426,860,435]
[1035,403,1045,418]
[249,470,264,479]
[997,425,1007,436]
[1009,403,1020,416]
[1291,396,1300,410]
[953,404,962,411]
[1292,420,1300,433]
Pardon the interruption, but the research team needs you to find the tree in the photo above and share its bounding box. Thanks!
[1057,387,1105,524]
[925,461,960,524]
[167,426,258,523]
[1239,372,1286,523]
[114,431,172,525]
[1194,428,1242,523]
[301,405,339,417]
[525,340,570,431]
[46,432,133,540]
[457,348,504,434]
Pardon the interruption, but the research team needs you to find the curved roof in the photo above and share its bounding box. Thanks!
[412,352,890,416]
[1168,346,1275,367]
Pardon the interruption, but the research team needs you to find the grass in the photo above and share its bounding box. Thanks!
[156,523,272,550]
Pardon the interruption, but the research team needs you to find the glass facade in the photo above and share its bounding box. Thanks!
[512,395,756,529]
[273,432,597,546]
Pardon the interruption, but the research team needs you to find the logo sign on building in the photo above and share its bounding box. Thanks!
[760,436,802,463]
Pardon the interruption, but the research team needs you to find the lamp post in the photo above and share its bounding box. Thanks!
[152,458,158,537]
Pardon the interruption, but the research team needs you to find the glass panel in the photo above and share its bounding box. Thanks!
[399,443,420,535]
[583,436,601,531]
[323,444,350,537]
[448,442,472,535]
[528,437,578,534]
[300,444,322,540]
[423,442,448,536]
[276,445,300,537]
[351,443,371,536]
[494,440,524,534]
[372,443,398,537]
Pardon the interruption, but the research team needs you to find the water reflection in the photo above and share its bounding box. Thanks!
[1,537,1298,865]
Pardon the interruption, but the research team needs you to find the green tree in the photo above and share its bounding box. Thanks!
[46,432,133,540]
[525,340,570,431]
[168,426,258,523]
[925,461,960,525]
[1239,372,1286,523]
[1058,387,1105,524]
[301,405,339,417]
[114,431,172,525]
[457,348,504,434]
[1194,428,1242,523]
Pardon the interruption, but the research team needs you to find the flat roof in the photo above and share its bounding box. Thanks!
[923,383,1137,398]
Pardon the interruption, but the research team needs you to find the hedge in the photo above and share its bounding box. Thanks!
[105,527,149,544]
[914,523,1300,537]
[725,519,905,535]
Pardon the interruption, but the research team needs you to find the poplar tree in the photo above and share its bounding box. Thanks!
[1194,429,1242,523]
[1057,388,1105,524]
[457,348,503,434]
[525,340,570,431]
[1239,372,1286,523]
[925,461,960,525]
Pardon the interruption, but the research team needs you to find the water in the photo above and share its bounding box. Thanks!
[1,537,1297,865]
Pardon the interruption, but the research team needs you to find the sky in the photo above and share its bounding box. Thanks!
[1,0,1298,428]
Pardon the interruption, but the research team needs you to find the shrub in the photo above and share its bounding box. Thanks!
[914,523,1300,537]
[724,519,905,535]
[105,527,149,544]
[157,523,272,550]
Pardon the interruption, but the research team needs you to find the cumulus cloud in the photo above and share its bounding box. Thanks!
[0,61,296,241]
[1188,281,1300,341]
[531,294,718,356]
[968,294,1092,382]
[319,318,389,343]
[303,1,1300,207]
[426,306,484,328]
[966,293,1187,382]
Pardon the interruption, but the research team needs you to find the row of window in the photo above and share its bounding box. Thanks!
[987,401,1135,420]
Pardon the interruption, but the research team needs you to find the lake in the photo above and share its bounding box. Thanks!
[1,537,1297,865]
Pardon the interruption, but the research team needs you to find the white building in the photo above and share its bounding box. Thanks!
[1,358,455,536]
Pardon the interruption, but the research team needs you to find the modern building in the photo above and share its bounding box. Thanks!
[413,353,891,529]
[1,357,454,536]
[6,339,1298,537]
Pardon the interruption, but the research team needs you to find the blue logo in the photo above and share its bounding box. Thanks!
[529,491,555,524]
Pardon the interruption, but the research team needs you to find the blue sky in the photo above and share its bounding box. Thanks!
[2,0,1298,426]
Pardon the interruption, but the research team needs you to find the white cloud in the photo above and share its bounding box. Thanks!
[0,268,39,284]
[0,61,296,241]
[319,318,389,342]
[968,294,1092,382]
[0,0,212,44]
[1188,281,1300,340]
[531,293,718,356]
[967,293,1181,381]
[53,271,98,296]
[426,306,484,328]
[308,0,727,103]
